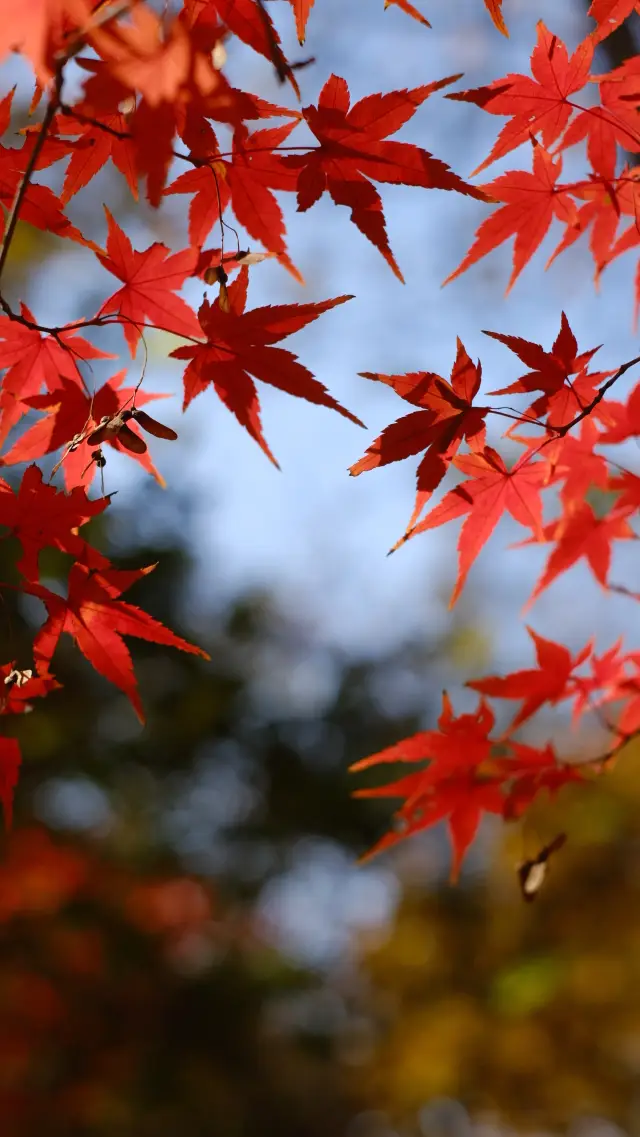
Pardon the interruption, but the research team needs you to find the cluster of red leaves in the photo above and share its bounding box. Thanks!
[0,0,638,885]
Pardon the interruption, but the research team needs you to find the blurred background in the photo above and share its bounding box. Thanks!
[2,0,640,1133]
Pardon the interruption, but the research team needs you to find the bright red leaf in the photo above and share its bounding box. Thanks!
[0,463,110,580]
[283,73,487,282]
[170,267,362,465]
[448,24,593,175]
[445,145,578,293]
[24,563,210,722]
[525,503,637,605]
[351,693,503,880]
[350,339,488,530]
[397,444,547,604]
[468,626,591,732]
[0,371,169,489]
[97,209,201,355]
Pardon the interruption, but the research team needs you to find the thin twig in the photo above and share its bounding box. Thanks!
[0,69,63,283]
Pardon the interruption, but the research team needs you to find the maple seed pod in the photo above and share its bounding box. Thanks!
[517,833,567,902]
[131,409,178,441]
[88,416,148,455]
[115,423,148,454]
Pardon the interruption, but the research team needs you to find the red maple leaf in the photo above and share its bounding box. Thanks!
[397,444,547,604]
[55,107,138,203]
[350,339,488,530]
[484,0,508,34]
[0,307,114,447]
[468,626,591,732]
[545,178,622,278]
[483,311,613,429]
[23,563,210,722]
[448,24,593,175]
[0,371,169,488]
[569,639,628,723]
[351,693,503,880]
[0,0,90,82]
[523,503,636,605]
[287,0,315,42]
[97,208,201,356]
[588,0,640,42]
[598,378,640,444]
[170,266,362,465]
[0,463,110,580]
[558,63,640,179]
[542,419,609,510]
[444,145,578,293]
[166,120,301,279]
[384,0,431,27]
[201,0,297,92]
[283,73,487,282]
[497,741,584,819]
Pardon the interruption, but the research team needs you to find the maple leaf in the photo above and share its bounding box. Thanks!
[0,463,110,580]
[569,639,628,723]
[396,445,547,605]
[54,108,138,203]
[166,121,302,279]
[523,503,636,606]
[483,311,613,429]
[351,693,503,880]
[0,737,20,830]
[287,0,315,42]
[350,339,488,530]
[545,178,622,278]
[588,0,640,42]
[484,0,508,34]
[558,66,640,180]
[448,24,593,175]
[0,307,114,447]
[384,0,431,27]
[444,145,578,293]
[542,419,609,511]
[96,208,201,355]
[23,563,210,722]
[498,742,584,820]
[598,379,640,444]
[86,9,233,204]
[0,371,169,489]
[0,0,89,82]
[468,626,591,732]
[89,6,219,109]
[170,266,362,465]
[283,73,487,282]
